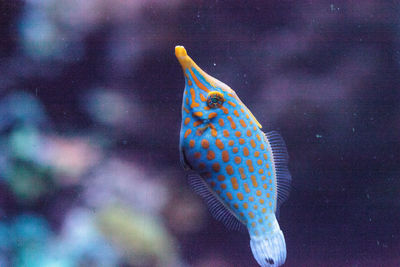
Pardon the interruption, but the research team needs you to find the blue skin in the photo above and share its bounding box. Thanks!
[179,67,278,237]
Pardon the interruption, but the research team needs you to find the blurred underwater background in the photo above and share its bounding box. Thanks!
[0,0,400,266]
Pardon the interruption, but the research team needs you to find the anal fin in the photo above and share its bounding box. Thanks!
[187,171,245,231]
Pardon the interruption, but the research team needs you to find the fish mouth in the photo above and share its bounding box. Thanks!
[175,46,191,70]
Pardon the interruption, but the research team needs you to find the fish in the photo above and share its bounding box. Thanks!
[176,45,291,267]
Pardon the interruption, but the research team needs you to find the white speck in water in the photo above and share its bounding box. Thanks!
[330,4,339,12]
[213,62,216,66]
[352,127,355,132]
[316,134,322,138]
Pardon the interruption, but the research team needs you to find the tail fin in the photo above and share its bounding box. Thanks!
[250,222,286,266]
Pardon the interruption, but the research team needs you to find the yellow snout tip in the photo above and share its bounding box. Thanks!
[175,45,193,70]
[175,45,187,58]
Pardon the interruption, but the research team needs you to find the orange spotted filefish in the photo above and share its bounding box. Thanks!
[176,46,291,267]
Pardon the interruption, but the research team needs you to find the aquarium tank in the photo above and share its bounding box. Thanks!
[0,1,399,266]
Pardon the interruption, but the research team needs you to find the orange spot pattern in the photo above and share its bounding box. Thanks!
[238,167,246,179]
[184,117,190,125]
[184,129,192,138]
[212,163,220,172]
[234,156,242,164]
[231,177,239,190]
[244,183,250,193]
[227,116,236,129]
[251,175,258,187]
[246,159,254,172]
[222,151,229,162]
[250,139,256,148]
[193,120,202,127]
[227,101,236,107]
[184,73,192,86]
[201,139,209,149]
[207,150,215,160]
[210,126,217,137]
[193,111,203,117]
[217,175,225,181]
[243,147,249,157]
[190,88,200,108]
[208,112,217,119]
[199,93,206,102]
[215,139,224,149]
[226,165,234,175]
[189,140,195,148]
[220,106,229,114]
[189,69,210,93]
[223,130,230,137]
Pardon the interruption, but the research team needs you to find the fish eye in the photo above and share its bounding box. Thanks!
[206,91,224,108]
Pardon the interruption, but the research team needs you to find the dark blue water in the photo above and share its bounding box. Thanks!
[0,1,399,266]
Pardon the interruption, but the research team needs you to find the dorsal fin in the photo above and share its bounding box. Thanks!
[186,171,245,231]
[265,131,291,215]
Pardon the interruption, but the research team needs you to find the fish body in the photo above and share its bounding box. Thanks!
[176,46,291,267]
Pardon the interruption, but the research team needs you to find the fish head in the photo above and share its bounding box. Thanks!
[175,45,262,128]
